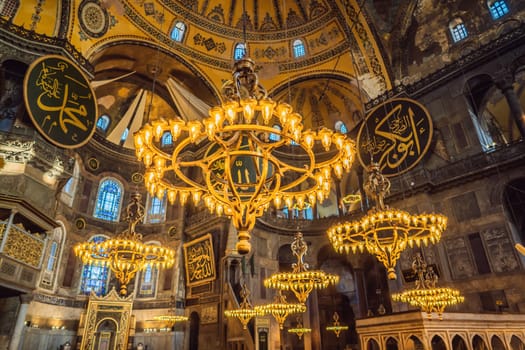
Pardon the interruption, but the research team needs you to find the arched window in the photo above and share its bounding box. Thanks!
[96,115,110,132]
[40,223,65,290]
[137,264,158,298]
[488,0,509,19]
[335,121,348,134]
[449,18,468,43]
[120,128,129,144]
[93,177,123,222]
[61,160,80,207]
[234,43,247,60]
[161,132,173,147]
[293,39,306,58]
[269,124,281,141]
[80,236,110,296]
[171,21,186,42]
[146,194,167,223]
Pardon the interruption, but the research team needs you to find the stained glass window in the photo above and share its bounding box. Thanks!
[93,178,123,222]
[269,125,281,141]
[488,0,509,19]
[450,19,468,43]
[138,264,158,297]
[293,39,306,58]
[46,242,58,271]
[96,115,110,132]
[161,132,173,147]
[120,128,129,144]
[335,121,348,134]
[146,194,166,223]
[234,43,247,60]
[80,236,109,296]
[171,21,186,42]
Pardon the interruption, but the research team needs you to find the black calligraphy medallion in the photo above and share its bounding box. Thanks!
[357,98,433,177]
[183,234,216,286]
[24,55,97,149]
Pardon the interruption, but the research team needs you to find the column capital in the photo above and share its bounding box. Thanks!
[20,293,33,304]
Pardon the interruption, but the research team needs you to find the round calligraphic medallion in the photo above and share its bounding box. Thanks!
[79,0,109,38]
[356,98,433,177]
[23,55,97,149]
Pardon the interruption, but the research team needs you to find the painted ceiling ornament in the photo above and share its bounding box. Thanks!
[134,57,355,255]
[327,162,447,280]
[356,98,433,177]
[79,0,112,38]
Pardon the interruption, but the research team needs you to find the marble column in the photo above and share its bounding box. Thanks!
[354,269,368,318]
[496,77,525,139]
[8,294,31,350]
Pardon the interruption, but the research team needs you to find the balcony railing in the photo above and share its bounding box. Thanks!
[0,220,46,269]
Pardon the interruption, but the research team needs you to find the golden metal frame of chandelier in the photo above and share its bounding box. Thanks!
[74,193,176,295]
[516,243,525,256]
[288,317,311,340]
[326,312,348,338]
[134,57,355,255]
[153,296,189,325]
[255,290,306,330]
[264,232,339,304]
[224,283,262,329]
[327,163,447,279]
[392,253,464,319]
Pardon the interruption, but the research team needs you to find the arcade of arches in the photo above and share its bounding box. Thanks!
[1,1,525,350]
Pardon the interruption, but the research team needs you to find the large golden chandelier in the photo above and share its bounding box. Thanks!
[74,193,176,295]
[327,163,447,279]
[153,296,189,325]
[264,232,339,304]
[255,290,306,330]
[134,58,355,255]
[392,253,464,319]
[224,283,262,329]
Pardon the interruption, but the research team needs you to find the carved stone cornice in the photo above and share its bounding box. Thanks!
[0,130,74,180]
[0,17,92,76]
[366,23,525,109]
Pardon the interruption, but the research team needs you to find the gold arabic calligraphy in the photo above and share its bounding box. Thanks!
[186,237,216,284]
[359,99,432,176]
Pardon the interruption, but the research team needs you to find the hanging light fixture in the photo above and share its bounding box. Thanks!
[392,253,464,319]
[516,243,525,256]
[134,57,355,255]
[255,290,306,330]
[74,193,176,295]
[327,163,447,279]
[326,312,348,338]
[288,317,311,340]
[264,232,339,304]
[153,296,188,325]
[224,283,262,329]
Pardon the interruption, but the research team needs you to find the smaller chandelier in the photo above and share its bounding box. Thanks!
[134,57,355,255]
[255,290,306,330]
[288,317,311,340]
[153,296,188,325]
[327,163,447,279]
[264,232,339,304]
[326,312,348,338]
[224,283,262,329]
[391,253,464,319]
[74,193,176,295]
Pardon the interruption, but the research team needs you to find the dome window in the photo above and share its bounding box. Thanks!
[293,39,306,58]
[96,115,110,132]
[269,124,281,141]
[171,21,186,42]
[488,0,509,20]
[335,121,348,134]
[234,43,247,61]
[161,131,173,147]
[449,18,468,43]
